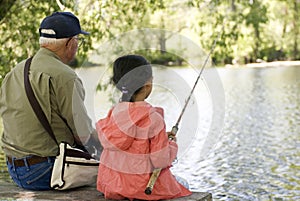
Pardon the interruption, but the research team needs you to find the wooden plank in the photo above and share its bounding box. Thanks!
[0,182,212,201]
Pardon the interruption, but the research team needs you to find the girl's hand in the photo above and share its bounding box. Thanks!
[167,132,177,142]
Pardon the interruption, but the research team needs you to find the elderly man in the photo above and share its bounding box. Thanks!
[0,12,100,190]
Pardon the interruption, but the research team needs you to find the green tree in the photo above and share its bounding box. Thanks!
[0,0,16,20]
[0,0,75,85]
[244,0,268,60]
[188,0,244,65]
[258,0,299,61]
[0,0,163,85]
[188,0,299,64]
[292,0,299,59]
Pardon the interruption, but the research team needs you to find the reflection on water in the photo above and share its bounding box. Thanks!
[172,66,300,201]
[1,66,299,200]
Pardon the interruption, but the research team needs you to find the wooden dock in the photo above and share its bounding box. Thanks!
[0,181,212,201]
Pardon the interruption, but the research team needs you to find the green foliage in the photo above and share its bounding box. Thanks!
[260,45,286,62]
[0,0,163,85]
[189,0,300,64]
[133,50,184,66]
[0,0,75,85]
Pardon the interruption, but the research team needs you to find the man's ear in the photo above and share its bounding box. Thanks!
[144,82,151,88]
[65,40,72,49]
[143,82,152,91]
[144,78,153,87]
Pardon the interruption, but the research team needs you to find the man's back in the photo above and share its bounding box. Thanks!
[0,11,99,191]
[0,48,78,158]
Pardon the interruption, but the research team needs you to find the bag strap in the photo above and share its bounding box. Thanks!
[24,57,58,145]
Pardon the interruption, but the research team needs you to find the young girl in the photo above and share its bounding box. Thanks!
[96,55,192,200]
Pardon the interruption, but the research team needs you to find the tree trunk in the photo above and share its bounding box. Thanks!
[0,0,17,22]
[159,17,166,54]
[231,0,236,11]
[254,25,260,59]
[292,0,299,59]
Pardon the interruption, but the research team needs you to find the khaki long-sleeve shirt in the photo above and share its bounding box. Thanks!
[0,48,95,158]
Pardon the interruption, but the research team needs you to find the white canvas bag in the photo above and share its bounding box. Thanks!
[50,142,99,190]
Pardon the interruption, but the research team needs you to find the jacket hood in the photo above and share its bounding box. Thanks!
[96,101,165,151]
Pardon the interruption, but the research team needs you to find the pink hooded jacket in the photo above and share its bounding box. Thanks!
[96,101,191,200]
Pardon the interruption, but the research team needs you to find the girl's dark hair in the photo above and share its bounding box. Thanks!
[112,54,152,102]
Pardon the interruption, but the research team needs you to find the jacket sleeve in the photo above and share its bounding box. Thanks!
[149,109,178,169]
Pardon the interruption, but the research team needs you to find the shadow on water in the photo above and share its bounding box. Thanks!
[1,66,299,201]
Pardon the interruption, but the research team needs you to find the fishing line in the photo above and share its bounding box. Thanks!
[145,16,226,195]
[171,22,223,135]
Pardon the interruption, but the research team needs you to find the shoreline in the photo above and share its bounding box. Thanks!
[76,60,300,69]
[224,60,300,68]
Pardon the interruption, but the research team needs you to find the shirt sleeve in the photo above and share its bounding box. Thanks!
[58,77,95,145]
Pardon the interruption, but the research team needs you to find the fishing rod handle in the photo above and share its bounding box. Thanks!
[171,125,178,135]
[169,125,178,141]
[145,125,179,195]
[144,168,162,195]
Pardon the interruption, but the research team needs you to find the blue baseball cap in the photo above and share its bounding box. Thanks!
[39,12,89,39]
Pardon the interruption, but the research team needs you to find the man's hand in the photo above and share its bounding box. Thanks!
[85,133,102,160]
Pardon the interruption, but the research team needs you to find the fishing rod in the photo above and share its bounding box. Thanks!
[144,25,224,195]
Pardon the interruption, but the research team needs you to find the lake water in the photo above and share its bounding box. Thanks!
[0,65,299,201]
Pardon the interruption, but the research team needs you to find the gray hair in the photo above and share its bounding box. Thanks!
[39,37,68,46]
[39,29,68,46]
